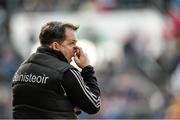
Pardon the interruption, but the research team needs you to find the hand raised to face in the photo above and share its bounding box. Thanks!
[74,46,89,69]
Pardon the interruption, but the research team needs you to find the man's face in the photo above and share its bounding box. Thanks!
[60,28,77,63]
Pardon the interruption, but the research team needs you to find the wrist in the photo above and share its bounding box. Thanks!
[81,64,90,69]
[81,65,94,77]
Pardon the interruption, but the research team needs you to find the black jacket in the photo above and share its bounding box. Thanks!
[12,46,101,119]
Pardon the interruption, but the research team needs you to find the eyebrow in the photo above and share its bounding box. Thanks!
[72,39,77,42]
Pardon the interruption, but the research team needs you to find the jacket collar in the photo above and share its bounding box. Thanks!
[36,45,68,63]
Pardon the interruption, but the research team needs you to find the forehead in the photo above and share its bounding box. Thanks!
[65,28,77,40]
[65,27,76,34]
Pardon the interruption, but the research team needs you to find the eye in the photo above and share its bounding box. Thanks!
[69,41,76,46]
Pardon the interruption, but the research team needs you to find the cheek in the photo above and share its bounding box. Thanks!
[68,46,75,53]
[61,48,68,57]
[62,46,74,57]
[66,48,73,56]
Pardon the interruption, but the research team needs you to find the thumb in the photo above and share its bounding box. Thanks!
[74,55,79,63]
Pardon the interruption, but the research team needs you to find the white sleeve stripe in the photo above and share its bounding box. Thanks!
[75,70,101,100]
[74,70,101,102]
[71,70,101,104]
[70,70,100,107]
[84,86,99,98]
[70,69,100,108]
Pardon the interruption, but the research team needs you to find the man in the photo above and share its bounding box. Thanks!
[12,21,101,119]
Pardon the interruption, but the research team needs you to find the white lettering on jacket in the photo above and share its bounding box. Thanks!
[13,72,49,84]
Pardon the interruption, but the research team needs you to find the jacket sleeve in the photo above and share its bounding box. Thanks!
[61,65,101,114]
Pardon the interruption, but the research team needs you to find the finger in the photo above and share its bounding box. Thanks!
[74,46,80,55]
[75,46,80,49]
[77,49,80,56]
[74,46,79,51]
[74,55,79,62]
[79,47,84,54]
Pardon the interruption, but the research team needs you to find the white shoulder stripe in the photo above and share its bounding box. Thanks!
[70,69,101,108]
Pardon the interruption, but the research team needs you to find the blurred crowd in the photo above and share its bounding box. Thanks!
[1,0,180,119]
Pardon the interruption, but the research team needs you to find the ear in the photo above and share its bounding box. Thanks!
[49,42,61,51]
